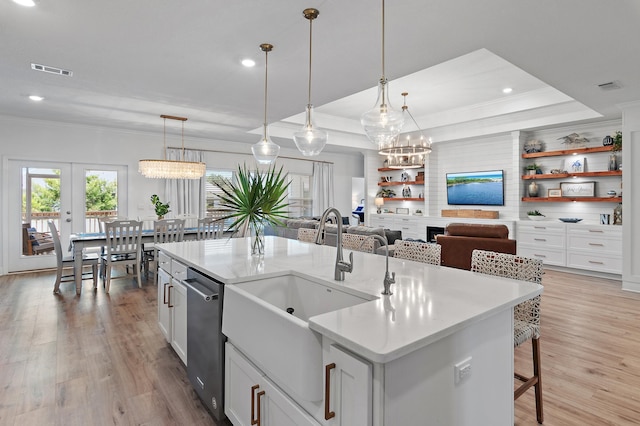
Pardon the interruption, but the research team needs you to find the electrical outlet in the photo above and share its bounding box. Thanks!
[454,357,472,384]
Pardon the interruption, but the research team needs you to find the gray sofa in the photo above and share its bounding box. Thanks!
[265,218,401,254]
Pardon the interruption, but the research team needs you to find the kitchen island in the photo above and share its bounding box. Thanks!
[159,236,542,426]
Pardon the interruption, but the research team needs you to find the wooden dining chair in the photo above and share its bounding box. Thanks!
[175,213,198,229]
[102,219,143,293]
[394,240,441,265]
[143,219,186,277]
[197,217,224,240]
[470,249,544,424]
[48,220,99,294]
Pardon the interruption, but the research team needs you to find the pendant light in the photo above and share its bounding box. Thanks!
[293,8,328,157]
[379,92,432,169]
[252,43,280,164]
[361,0,404,150]
[139,115,206,179]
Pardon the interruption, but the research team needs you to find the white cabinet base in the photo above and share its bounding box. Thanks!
[225,343,320,426]
[383,308,513,426]
[324,343,372,426]
[156,253,188,366]
[157,267,172,342]
[170,278,187,365]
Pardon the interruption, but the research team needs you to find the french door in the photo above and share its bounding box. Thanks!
[6,159,127,272]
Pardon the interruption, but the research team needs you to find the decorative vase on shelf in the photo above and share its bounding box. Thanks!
[613,203,622,225]
[528,181,539,197]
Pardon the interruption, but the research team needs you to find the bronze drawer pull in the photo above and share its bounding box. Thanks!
[163,282,170,305]
[325,362,336,420]
[251,384,260,425]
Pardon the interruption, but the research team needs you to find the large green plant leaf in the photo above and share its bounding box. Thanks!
[214,163,291,236]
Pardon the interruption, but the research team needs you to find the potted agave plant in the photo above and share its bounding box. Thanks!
[215,164,290,255]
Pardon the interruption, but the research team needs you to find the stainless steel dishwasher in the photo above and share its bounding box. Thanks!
[183,268,226,422]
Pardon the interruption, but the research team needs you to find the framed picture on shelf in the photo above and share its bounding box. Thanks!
[564,157,585,173]
[395,207,410,215]
[548,188,562,198]
[560,181,595,197]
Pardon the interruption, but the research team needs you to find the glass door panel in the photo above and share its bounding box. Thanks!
[8,161,71,271]
[7,161,128,272]
[83,169,119,233]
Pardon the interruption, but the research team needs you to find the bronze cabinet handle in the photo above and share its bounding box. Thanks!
[167,285,174,308]
[163,282,170,305]
[251,384,260,425]
[256,390,265,426]
[325,362,336,420]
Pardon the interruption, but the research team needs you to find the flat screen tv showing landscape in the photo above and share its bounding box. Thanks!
[446,170,505,206]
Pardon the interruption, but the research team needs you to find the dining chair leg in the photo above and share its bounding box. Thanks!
[92,263,98,289]
[532,337,543,424]
[105,265,112,293]
[136,259,142,288]
[53,266,62,294]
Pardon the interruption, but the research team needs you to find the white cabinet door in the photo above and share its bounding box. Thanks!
[225,343,264,426]
[325,344,372,426]
[395,217,420,239]
[170,278,188,365]
[262,378,321,426]
[157,267,172,342]
[225,343,320,426]
[368,215,392,228]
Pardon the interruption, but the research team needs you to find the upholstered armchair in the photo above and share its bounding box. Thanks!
[436,223,516,270]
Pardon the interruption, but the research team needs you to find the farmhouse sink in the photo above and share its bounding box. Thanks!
[222,273,373,402]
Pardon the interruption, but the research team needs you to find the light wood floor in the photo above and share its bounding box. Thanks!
[514,270,640,425]
[1,268,639,425]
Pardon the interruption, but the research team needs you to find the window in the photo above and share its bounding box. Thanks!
[205,169,235,230]
[287,174,312,217]
[205,170,233,211]
[205,170,313,222]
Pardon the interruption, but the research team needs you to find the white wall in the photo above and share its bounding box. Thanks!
[620,103,640,292]
[0,115,363,274]
[427,133,519,219]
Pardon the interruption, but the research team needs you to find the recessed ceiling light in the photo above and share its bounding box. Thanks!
[28,95,44,101]
[241,59,256,68]
[502,87,513,94]
[13,0,36,7]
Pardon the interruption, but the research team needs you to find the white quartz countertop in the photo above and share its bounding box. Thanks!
[159,236,542,363]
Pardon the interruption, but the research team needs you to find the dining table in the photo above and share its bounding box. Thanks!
[68,228,200,295]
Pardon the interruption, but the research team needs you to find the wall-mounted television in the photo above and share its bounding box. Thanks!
[446,170,505,206]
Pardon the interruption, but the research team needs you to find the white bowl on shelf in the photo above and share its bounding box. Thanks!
[527,215,546,221]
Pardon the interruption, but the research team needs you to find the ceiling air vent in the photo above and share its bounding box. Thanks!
[31,63,73,77]
[597,81,621,91]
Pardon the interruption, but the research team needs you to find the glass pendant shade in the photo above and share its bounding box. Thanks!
[293,104,328,156]
[252,43,280,164]
[361,78,404,149]
[252,125,280,164]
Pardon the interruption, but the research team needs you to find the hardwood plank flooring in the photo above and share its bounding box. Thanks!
[514,270,640,425]
[1,268,639,425]
[0,271,223,426]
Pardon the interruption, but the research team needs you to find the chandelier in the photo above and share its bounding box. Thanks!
[361,0,404,149]
[252,43,280,164]
[139,115,206,179]
[293,8,328,157]
[379,92,432,169]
